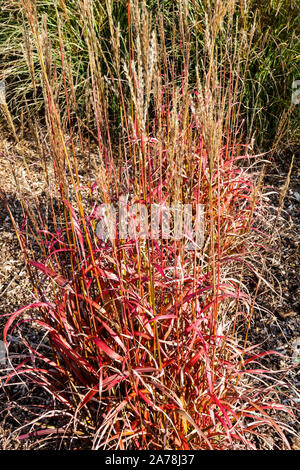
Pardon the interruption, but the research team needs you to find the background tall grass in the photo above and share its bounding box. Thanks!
[0,0,299,151]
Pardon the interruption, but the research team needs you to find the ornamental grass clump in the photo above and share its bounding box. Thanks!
[1,0,295,450]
